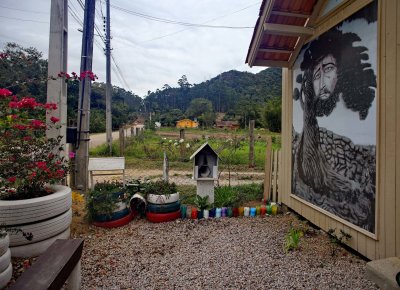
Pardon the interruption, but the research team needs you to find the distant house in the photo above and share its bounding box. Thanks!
[215,120,240,130]
[176,119,199,129]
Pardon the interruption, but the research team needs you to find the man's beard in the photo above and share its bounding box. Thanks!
[314,88,340,117]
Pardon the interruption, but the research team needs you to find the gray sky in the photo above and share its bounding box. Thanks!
[0,0,264,97]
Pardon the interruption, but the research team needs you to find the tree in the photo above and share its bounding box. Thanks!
[262,97,281,132]
[0,42,48,103]
[186,98,213,118]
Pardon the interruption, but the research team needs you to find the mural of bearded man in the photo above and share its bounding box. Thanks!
[292,25,377,232]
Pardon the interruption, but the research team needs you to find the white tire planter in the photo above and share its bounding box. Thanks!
[0,263,12,289]
[0,185,72,258]
[147,192,179,204]
[0,249,10,273]
[0,234,9,257]
[11,228,70,258]
[9,208,72,247]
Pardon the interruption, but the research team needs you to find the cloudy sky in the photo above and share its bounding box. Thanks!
[0,0,264,97]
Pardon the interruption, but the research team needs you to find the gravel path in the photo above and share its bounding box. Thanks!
[73,214,378,290]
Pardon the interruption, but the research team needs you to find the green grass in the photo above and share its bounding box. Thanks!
[90,128,281,171]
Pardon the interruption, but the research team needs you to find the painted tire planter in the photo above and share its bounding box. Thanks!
[147,201,181,213]
[129,194,147,216]
[0,263,12,289]
[0,185,72,225]
[93,212,134,228]
[146,192,179,205]
[9,208,72,247]
[0,185,72,257]
[93,207,130,222]
[146,210,181,223]
[10,228,70,258]
[0,249,10,273]
[0,234,9,257]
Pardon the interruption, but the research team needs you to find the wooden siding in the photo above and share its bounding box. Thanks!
[280,0,399,260]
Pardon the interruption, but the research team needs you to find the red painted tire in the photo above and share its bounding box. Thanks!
[146,210,181,223]
[92,212,134,228]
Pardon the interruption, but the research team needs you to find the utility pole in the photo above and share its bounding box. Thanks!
[105,0,113,155]
[75,0,96,191]
[47,0,68,152]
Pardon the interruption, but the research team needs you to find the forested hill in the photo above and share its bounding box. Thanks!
[144,67,282,114]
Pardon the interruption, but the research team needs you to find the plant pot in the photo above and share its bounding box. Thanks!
[203,209,209,219]
[146,210,181,223]
[0,234,11,289]
[239,207,244,216]
[215,208,222,218]
[180,205,187,219]
[227,207,233,217]
[147,201,181,213]
[0,185,72,258]
[233,207,239,217]
[244,207,250,217]
[191,208,198,219]
[221,207,227,217]
[250,207,256,217]
[129,193,147,217]
[93,212,134,228]
[256,206,261,216]
[209,208,215,218]
[197,209,204,219]
[186,206,192,219]
[260,205,266,216]
[146,192,180,204]
[266,204,272,215]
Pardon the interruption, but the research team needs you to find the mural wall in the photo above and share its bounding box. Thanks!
[291,2,377,233]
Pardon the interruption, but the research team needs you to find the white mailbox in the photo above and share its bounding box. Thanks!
[190,143,219,203]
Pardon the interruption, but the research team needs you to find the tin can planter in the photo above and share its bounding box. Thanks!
[256,206,261,216]
[239,207,244,216]
[266,204,272,215]
[233,207,239,217]
[203,209,209,219]
[244,207,250,217]
[260,205,266,216]
[271,203,278,215]
[197,209,203,219]
[221,207,227,217]
[186,206,192,219]
[209,208,216,218]
[180,205,187,219]
[250,207,256,217]
[227,207,233,217]
[191,208,198,219]
[215,208,222,218]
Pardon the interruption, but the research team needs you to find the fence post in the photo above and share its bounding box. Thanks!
[249,120,255,168]
[263,136,272,201]
[119,127,125,156]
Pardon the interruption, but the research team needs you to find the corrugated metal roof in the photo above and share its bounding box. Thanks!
[246,0,322,68]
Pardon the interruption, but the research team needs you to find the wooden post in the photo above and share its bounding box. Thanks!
[163,151,169,182]
[249,120,255,168]
[180,128,185,139]
[119,127,125,156]
[263,136,272,201]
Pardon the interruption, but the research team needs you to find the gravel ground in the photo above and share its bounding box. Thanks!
[72,214,378,290]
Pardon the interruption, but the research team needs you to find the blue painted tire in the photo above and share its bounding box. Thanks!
[93,207,130,222]
[147,201,181,213]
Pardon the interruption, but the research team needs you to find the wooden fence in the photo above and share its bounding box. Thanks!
[263,145,281,203]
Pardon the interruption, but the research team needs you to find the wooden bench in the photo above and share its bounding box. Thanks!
[9,239,84,290]
[88,157,126,189]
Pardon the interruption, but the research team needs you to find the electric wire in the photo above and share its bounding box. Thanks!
[0,15,48,23]
[0,5,48,14]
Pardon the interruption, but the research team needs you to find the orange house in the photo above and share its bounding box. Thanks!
[176,119,199,129]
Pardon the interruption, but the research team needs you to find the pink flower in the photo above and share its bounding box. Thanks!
[50,116,60,123]
[7,177,16,183]
[9,101,19,108]
[0,88,12,98]
[30,119,45,129]
[18,97,38,109]
[23,136,32,141]
[13,124,27,130]
[68,151,76,159]
[35,162,47,170]
[43,103,57,110]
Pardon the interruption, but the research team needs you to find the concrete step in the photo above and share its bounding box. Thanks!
[366,257,400,289]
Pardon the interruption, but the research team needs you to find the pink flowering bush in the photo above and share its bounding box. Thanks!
[0,88,70,200]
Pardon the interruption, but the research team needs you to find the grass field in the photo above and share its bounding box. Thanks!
[90,127,281,171]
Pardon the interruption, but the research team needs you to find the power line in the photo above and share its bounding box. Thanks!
[110,4,256,29]
[0,5,48,14]
[0,15,48,23]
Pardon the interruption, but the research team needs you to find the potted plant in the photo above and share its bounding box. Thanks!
[0,88,72,257]
[143,180,181,223]
[86,181,132,227]
[194,195,210,219]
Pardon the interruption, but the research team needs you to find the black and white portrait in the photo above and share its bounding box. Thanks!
[292,2,377,233]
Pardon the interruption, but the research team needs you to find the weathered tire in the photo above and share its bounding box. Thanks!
[93,207,130,222]
[0,249,11,273]
[8,209,72,247]
[146,193,179,204]
[0,185,72,226]
[92,212,134,228]
[10,228,70,258]
[147,201,181,213]
[0,234,9,257]
[0,263,12,289]
[146,210,181,223]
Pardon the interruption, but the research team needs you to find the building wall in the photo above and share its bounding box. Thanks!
[280,0,399,260]
[176,119,199,128]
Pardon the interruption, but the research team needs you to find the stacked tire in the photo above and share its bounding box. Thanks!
[146,193,181,223]
[93,192,133,228]
[0,234,11,289]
